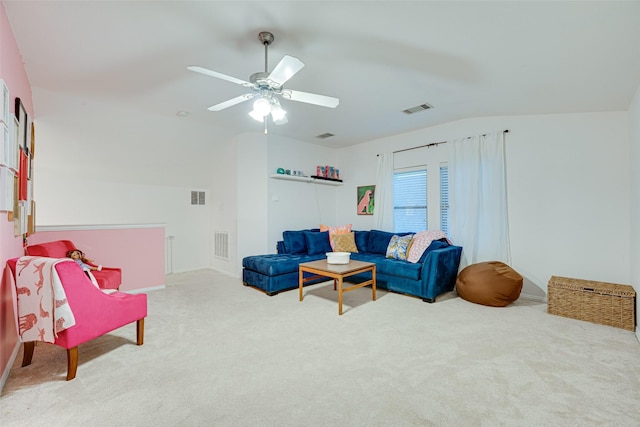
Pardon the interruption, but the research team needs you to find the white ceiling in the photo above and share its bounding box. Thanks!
[4,1,640,149]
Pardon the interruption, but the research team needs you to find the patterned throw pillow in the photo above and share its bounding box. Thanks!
[332,232,359,253]
[386,234,414,260]
[319,224,352,250]
[406,230,449,263]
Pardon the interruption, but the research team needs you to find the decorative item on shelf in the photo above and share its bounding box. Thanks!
[276,167,285,174]
[314,165,341,181]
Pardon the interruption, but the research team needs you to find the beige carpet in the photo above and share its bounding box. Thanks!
[1,269,639,426]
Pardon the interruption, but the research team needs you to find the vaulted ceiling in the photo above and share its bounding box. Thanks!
[4,1,640,149]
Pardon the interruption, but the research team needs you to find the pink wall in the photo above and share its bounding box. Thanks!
[0,3,35,390]
[28,225,166,292]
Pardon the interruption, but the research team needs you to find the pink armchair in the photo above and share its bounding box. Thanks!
[26,240,121,290]
[8,258,147,380]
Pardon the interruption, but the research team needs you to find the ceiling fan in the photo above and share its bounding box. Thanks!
[188,31,339,126]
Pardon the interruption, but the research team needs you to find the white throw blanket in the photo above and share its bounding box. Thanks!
[13,257,76,343]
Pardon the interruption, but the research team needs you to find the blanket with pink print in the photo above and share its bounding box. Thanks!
[14,256,76,343]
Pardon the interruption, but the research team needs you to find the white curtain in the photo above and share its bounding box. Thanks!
[375,152,394,230]
[448,132,511,268]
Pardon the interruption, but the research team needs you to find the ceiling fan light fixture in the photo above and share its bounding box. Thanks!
[248,109,264,122]
[271,108,287,125]
[252,97,272,117]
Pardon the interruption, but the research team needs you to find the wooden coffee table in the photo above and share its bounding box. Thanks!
[299,259,376,315]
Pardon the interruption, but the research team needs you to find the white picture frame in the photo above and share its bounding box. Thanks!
[0,166,14,212]
[8,115,18,171]
[0,80,8,124]
[0,123,7,167]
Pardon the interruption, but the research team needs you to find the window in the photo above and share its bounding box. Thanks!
[393,169,427,232]
[439,163,449,235]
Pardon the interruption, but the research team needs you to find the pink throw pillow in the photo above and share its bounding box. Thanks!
[406,230,449,263]
[320,224,352,250]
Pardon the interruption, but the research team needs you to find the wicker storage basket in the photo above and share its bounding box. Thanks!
[548,276,636,331]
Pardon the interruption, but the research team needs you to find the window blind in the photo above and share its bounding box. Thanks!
[393,169,427,232]
[440,164,449,235]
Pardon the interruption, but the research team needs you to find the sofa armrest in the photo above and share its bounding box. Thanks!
[421,245,462,301]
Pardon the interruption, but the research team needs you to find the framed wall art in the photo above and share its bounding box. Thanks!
[15,97,27,151]
[1,79,8,124]
[357,185,375,215]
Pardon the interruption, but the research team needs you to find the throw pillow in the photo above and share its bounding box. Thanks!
[416,239,449,263]
[368,229,411,255]
[332,232,359,253]
[319,224,352,250]
[354,231,369,253]
[282,230,308,254]
[406,230,450,263]
[304,231,333,255]
[386,234,414,260]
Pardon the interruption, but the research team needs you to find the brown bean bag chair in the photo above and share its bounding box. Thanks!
[456,261,523,307]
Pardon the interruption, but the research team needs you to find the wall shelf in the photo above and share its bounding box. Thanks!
[270,174,343,186]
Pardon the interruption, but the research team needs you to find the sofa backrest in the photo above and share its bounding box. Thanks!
[25,240,77,258]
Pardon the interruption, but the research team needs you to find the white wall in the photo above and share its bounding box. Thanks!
[35,174,210,273]
[267,134,338,247]
[236,133,269,275]
[31,89,221,274]
[335,112,631,299]
[629,84,640,335]
[209,133,239,276]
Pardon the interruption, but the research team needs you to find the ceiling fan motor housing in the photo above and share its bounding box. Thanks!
[258,31,274,46]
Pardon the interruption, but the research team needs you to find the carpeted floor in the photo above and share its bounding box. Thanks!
[1,269,639,426]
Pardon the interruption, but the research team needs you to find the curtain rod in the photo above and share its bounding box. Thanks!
[377,129,510,156]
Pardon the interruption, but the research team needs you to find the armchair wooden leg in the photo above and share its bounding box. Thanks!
[136,318,144,345]
[66,347,78,381]
[22,342,35,367]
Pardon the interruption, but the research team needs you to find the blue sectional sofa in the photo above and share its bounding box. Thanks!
[242,229,462,302]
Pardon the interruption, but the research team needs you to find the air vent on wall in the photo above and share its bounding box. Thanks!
[191,191,205,205]
[402,103,433,114]
[316,132,335,139]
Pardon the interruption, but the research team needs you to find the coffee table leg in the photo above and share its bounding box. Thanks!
[299,268,304,301]
[338,277,343,315]
[372,266,377,301]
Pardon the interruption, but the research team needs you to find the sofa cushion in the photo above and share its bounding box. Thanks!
[367,230,412,255]
[282,230,308,254]
[320,224,352,250]
[351,253,422,281]
[333,232,358,253]
[304,231,333,255]
[386,234,414,260]
[243,254,301,276]
[417,239,450,263]
[354,231,369,253]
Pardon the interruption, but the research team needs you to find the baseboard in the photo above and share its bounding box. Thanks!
[519,293,546,303]
[123,284,165,294]
[0,340,22,393]
[208,267,240,279]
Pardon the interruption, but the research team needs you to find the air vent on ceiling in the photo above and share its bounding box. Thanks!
[402,103,433,114]
[316,133,335,139]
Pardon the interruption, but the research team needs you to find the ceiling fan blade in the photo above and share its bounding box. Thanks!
[188,66,253,88]
[282,89,339,108]
[267,55,304,88]
[207,94,255,111]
